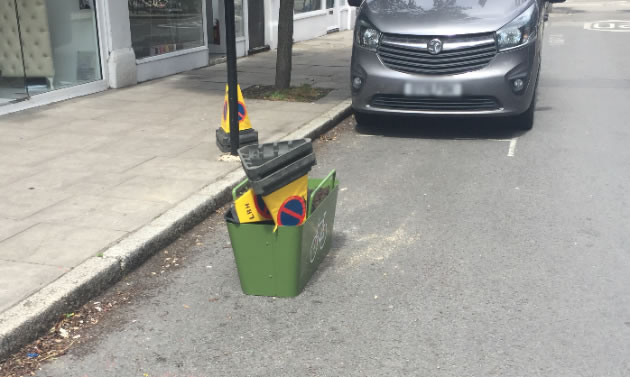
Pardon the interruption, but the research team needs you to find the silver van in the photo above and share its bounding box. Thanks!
[348,0,565,130]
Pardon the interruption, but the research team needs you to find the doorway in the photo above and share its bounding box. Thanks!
[247,0,268,54]
[207,0,225,55]
[325,0,340,34]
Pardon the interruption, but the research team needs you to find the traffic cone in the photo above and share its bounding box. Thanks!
[216,84,259,152]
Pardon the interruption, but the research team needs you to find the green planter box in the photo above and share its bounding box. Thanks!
[226,171,339,297]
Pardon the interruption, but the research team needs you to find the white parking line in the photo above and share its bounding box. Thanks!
[508,138,518,157]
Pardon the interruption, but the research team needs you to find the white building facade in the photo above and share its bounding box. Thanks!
[0,0,356,116]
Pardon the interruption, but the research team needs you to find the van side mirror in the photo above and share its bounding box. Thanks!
[348,0,362,6]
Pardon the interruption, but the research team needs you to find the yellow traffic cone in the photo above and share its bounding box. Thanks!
[216,84,258,152]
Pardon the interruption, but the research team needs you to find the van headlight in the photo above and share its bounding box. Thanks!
[355,19,381,51]
[496,3,539,51]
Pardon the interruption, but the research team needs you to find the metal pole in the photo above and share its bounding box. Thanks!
[224,0,239,155]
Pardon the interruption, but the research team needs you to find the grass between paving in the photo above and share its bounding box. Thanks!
[243,84,331,102]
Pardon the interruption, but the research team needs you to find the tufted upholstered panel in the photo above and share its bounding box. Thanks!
[0,0,24,77]
[0,0,54,78]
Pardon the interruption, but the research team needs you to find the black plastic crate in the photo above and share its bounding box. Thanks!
[238,139,313,181]
[249,153,316,196]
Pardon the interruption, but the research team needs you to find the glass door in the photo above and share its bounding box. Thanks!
[0,0,28,105]
[207,0,226,55]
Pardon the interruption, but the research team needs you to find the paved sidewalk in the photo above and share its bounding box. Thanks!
[0,31,351,328]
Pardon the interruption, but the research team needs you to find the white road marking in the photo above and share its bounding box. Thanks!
[584,20,630,32]
[556,1,630,7]
[454,138,512,141]
[508,138,518,157]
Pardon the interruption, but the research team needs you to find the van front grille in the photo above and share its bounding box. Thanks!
[371,95,501,112]
[378,33,498,76]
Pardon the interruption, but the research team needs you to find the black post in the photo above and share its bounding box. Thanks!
[224,0,239,155]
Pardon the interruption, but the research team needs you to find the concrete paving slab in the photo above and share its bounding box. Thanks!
[124,156,239,181]
[37,106,114,121]
[2,170,93,192]
[53,119,139,136]
[0,112,65,130]
[0,127,55,143]
[24,132,115,151]
[93,109,178,125]
[41,151,153,173]
[0,187,72,220]
[0,218,34,242]
[94,87,167,103]
[176,142,223,160]
[244,99,287,115]
[168,113,218,129]
[64,92,128,107]
[0,144,70,167]
[113,100,192,115]
[124,124,209,142]
[0,224,125,268]
[104,176,208,204]
[0,261,66,313]
[89,137,195,158]
[31,195,172,232]
[0,165,40,187]
[155,92,225,107]
[165,80,228,92]
[62,172,136,196]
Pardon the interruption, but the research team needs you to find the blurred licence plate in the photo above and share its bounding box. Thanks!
[404,82,463,97]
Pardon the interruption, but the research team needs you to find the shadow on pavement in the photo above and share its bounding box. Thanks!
[354,115,527,140]
[307,231,348,289]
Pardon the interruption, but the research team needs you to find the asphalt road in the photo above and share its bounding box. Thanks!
[37,2,630,376]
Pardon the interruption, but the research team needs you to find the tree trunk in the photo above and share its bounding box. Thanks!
[275,0,294,89]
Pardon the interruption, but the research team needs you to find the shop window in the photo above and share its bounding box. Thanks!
[0,0,102,102]
[294,0,322,14]
[129,0,204,59]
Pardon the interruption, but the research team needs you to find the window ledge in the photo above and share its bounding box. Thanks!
[136,46,208,64]
[294,9,328,20]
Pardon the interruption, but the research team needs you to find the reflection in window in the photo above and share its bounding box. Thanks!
[128,0,204,59]
[0,0,102,100]
[326,0,334,9]
[235,0,244,37]
[294,0,322,14]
